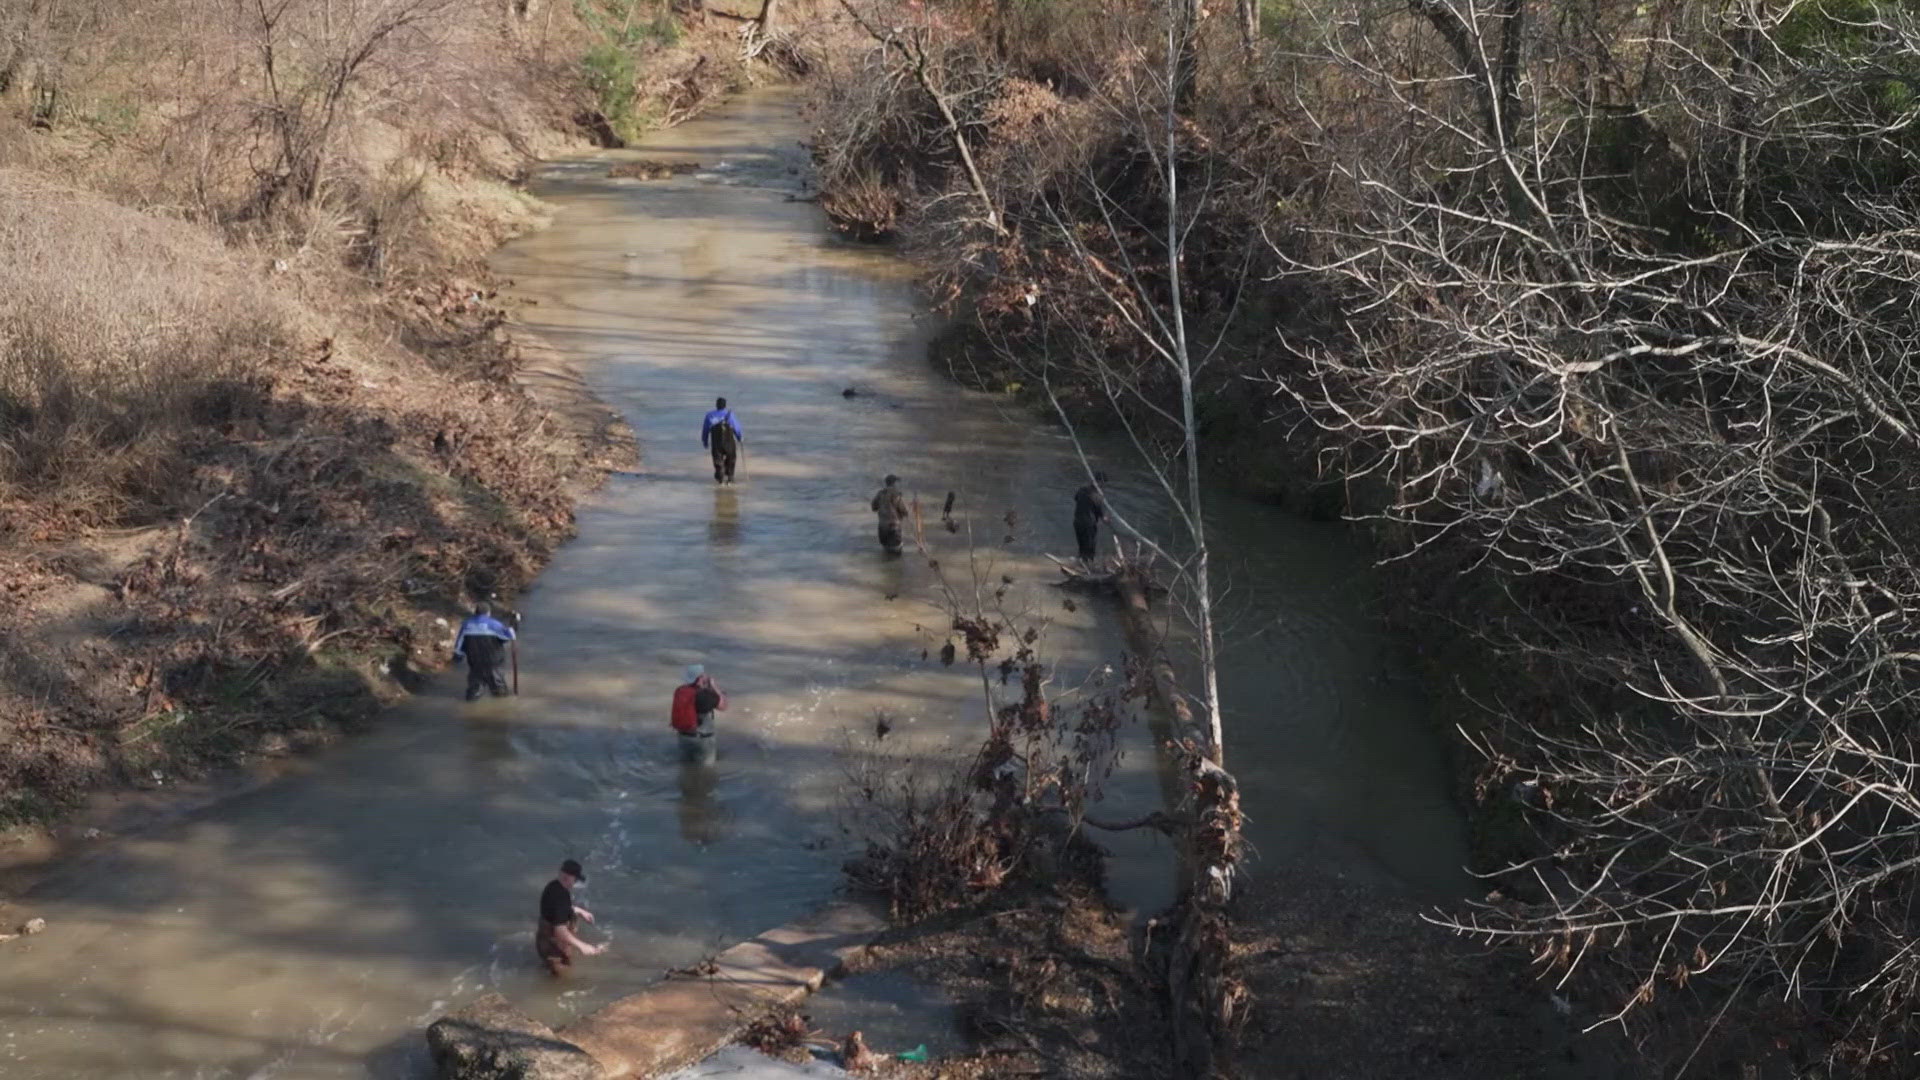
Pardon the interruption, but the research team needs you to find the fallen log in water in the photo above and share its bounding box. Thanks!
[1071,549,1243,1077]
[1046,549,1170,597]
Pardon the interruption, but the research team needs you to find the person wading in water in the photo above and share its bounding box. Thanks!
[701,397,743,484]
[536,858,603,976]
[1073,472,1110,562]
[870,474,909,554]
[671,664,726,763]
[452,602,517,700]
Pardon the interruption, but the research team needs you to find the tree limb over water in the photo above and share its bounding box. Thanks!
[1266,0,1920,1066]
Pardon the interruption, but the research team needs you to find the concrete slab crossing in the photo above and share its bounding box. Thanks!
[560,900,886,1079]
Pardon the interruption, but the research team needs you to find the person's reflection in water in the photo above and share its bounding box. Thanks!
[710,484,740,546]
[466,714,522,777]
[879,543,906,602]
[678,762,732,847]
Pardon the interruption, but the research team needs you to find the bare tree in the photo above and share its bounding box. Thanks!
[835,0,1005,235]
[238,0,458,216]
[0,0,114,127]
[821,4,1248,768]
[1169,0,1199,109]
[1015,8,1253,1071]
[1015,11,1242,765]
[1234,0,1258,60]
[1268,0,1920,1065]
[816,8,1250,1067]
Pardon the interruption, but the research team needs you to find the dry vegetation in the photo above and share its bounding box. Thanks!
[827,497,1218,1077]
[838,897,1172,1080]
[0,0,792,827]
[812,0,1920,1074]
[0,173,287,523]
[836,673,1180,1078]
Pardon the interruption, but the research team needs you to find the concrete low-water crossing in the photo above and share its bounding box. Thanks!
[0,89,1466,1078]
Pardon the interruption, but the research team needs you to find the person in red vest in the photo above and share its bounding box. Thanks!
[671,664,725,763]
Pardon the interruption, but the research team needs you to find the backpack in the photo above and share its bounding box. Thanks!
[671,683,700,733]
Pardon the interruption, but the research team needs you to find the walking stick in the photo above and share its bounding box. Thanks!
[512,639,520,695]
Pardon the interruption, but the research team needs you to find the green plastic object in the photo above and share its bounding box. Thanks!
[896,1044,930,1062]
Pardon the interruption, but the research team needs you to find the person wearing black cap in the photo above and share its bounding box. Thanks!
[535,858,603,976]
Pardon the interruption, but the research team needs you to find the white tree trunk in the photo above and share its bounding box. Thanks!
[1161,12,1224,764]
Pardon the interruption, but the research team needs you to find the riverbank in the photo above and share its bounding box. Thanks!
[843,868,1627,1079]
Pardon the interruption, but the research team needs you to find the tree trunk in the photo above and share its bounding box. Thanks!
[1410,0,1528,151]
[1114,568,1205,820]
[755,0,779,33]
[1170,0,1199,111]
[1158,20,1222,761]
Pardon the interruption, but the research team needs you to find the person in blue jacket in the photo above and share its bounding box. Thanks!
[453,602,517,700]
[701,397,743,484]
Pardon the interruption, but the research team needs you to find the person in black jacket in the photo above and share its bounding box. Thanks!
[1072,472,1109,561]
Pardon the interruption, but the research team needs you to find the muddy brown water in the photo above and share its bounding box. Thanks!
[0,90,1465,1078]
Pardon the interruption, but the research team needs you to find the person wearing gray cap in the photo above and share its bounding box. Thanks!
[670,664,726,764]
[535,858,602,976]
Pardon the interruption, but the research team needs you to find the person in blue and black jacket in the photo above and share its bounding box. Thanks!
[452,602,517,700]
[701,396,744,484]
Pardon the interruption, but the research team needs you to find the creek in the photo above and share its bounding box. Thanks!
[0,88,1465,1078]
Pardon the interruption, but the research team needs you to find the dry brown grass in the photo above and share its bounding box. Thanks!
[0,0,590,263]
[0,170,288,532]
[847,895,1171,1079]
[0,0,635,539]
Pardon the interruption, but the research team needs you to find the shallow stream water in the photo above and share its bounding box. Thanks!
[0,89,1465,1078]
